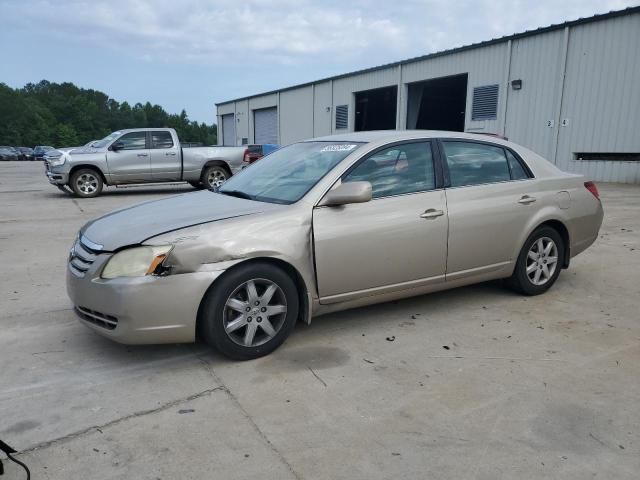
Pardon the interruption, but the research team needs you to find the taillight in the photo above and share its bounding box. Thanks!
[243,149,250,163]
[584,181,600,200]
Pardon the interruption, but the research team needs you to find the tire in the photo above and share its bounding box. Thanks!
[201,165,230,190]
[70,168,103,198]
[188,180,203,189]
[199,262,299,360]
[506,226,565,295]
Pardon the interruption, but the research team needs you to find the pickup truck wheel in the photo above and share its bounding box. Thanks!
[202,165,229,189]
[70,169,103,198]
[199,262,299,360]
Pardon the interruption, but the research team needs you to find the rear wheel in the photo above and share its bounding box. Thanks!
[199,262,299,360]
[70,168,103,198]
[507,226,564,295]
[201,165,230,190]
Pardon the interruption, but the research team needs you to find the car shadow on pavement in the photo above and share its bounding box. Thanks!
[77,280,517,370]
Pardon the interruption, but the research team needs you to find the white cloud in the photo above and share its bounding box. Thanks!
[2,0,637,67]
[1,0,635,122]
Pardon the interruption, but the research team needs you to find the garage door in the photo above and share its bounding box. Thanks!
[222,114,235,146]
[254,107,278,144]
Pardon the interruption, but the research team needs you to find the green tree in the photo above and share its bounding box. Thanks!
[0,80,217,147]
[54,124,80,147]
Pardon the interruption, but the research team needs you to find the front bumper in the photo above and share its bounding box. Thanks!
[67,252,224,344]
[45,162,69,185]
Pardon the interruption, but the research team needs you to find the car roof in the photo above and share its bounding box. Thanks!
[309,129,565,178]
[310,130,511,145]
[114,127,174,134]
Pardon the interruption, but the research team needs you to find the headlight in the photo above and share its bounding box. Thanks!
[46,153,66,166]
[101,245,173,279]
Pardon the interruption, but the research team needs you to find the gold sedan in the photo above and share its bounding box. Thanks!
[67,131,603,359]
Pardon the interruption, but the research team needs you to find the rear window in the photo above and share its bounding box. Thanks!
[442,141,511,187]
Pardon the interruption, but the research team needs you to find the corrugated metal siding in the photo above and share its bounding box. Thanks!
[235,100,249,145]
[504,29,565,160]
[279,86,314,145]
[215,10,640,182]
[332,67,399,131]
[248,94,277,111]
[556,14,640,183]
[217,103,235,115]
[313,82,332,137]
[403,43,507,134]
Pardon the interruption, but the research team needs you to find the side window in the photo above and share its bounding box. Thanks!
[442,141,510,187]
[117,132,147,150]
[344,142,435,198]
[151,131,174,149]
[506,149,530,180]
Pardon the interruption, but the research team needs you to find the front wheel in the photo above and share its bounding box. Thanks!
[199,262,299,360]
[507,226,564,295]
[201,165,230,190]
[70,168,103,198]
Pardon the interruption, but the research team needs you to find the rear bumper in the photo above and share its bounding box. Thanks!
[67,254,224,344]
[570,200,604,258]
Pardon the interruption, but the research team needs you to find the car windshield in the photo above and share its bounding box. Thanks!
[218,141,364,204]
[92,132,122,149]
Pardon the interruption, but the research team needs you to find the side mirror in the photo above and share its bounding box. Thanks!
[111,141,124,151]
[319,181,372,207]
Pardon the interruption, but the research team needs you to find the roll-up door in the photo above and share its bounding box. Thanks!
[222,114,235,146]
[254,107,278,144]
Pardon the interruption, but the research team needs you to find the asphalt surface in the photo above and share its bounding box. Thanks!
[1,161,639,479]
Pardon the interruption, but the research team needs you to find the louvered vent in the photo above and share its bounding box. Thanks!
[335,105,348,129]
[471,85,499,120]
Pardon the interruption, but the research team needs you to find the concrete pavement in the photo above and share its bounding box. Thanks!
[1,162,639,479]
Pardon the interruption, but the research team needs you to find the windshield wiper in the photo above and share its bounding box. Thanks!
[217,189,255,200]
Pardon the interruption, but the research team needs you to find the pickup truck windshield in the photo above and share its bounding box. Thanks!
[92,132,122,149]
[218,141,364,204]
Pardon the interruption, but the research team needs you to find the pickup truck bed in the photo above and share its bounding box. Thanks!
[45,128,252,197]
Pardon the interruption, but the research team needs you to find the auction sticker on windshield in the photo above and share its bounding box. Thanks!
[320,144,358,152]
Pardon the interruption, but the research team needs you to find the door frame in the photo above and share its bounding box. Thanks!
[106,131,152,184]
[313,139,446,208]
[312,139,449,301]
[435,137,535,189]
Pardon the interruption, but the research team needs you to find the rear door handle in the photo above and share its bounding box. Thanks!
[420,209,444,219]
[165,152,177,156]
[518,195,536,205]
[137,153,149,157]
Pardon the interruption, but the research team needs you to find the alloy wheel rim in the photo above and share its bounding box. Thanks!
[526,236,558,286]
[77,173,98,194]
[223,278,287,347]
[207,169,227,188]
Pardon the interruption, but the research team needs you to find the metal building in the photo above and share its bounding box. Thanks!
[216,7,640,183]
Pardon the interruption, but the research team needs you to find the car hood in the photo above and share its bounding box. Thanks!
[80,191,280,251]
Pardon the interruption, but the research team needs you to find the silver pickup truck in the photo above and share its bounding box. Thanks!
[45,128,247,197]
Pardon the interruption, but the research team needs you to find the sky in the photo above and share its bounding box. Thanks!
[0,0,637,124]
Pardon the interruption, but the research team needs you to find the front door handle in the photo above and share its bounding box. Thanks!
[518,195,537,205]
[165,152,177,156]
[137,153,149,158]
[420,209,444,219]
